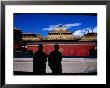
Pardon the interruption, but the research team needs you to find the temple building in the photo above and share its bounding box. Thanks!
[46,24,76,40]
[25,25,97,57]
[80,33,97,41]
[14,26,97,57]
[22,33,42,41]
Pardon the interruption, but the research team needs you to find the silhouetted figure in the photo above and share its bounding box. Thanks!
[89,48,94,57]
[48,44,62,75]
[93,47,97,57]
[33,44,47,75]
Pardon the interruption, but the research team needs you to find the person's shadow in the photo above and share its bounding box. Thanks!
[33,44,47,75]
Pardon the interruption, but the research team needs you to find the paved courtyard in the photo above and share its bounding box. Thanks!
[14,58,97,73]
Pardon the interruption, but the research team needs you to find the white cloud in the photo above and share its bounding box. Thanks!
[73,26,97,36]
[93,27,97,33]
[85,27,97,33]
[42,24,59,31]
[65,23,81,29]
[82,29,87,34]
[43,23,97,36]
[89,30,92,33]
[86,28,91,30]
[74,28,88,36]
[74,30,84,36]
[42,27,54,31]
[49,24,59,28]
[66,23,81,27]
[42,23,81,31]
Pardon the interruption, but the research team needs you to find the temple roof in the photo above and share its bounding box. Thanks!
[84,33,97,36]
[49,30,72,34]
[22,33,37,36]
[80,33,97,41]
[22,33,42,37]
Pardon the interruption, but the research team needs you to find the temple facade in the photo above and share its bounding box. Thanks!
[46,24,76,40]
[14,26,97,57]
[80,33,97,41]
[20,24,97,41]
[22,33,42,41]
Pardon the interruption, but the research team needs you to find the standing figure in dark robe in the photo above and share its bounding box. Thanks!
[33,44,47,75]
[48,44,62,75]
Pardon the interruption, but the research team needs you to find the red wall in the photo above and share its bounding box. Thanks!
[27,42,96,57]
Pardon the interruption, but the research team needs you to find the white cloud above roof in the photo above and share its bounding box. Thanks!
[42,23,81,31]
[73,26,97,36]
[93,27,97,33]
[65,23,82,29]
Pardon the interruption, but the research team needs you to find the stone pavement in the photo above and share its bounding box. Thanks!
[14,58,97,73]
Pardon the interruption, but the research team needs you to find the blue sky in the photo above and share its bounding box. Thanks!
[14,13,97,37]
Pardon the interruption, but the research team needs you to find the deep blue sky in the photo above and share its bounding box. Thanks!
[14,13,97,37]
